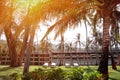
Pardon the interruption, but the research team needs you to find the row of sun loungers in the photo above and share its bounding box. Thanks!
[43,62,79,67]
[43,62,57,67]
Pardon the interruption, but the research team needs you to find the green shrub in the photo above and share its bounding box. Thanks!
[22,67,103,80]
[2,73,22,80]
[83,67,103,80]
[23,68,65,80]
[23,68,47,80]
[46,68,65,80]
[64,67,84,80]
[64,67,103,80]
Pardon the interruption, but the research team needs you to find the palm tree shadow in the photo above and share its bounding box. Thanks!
[0,76,6,79]
[115,69,120,72]
[0,67,12,72]
[109,77,118,80]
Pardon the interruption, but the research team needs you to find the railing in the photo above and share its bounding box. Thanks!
[0,52,119,66]
[0,53,50,65]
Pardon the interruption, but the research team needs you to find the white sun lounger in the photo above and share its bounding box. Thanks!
[73,62,79,67]
[65,62,71,68]
[43,62,49,67]
[51,62,57,67]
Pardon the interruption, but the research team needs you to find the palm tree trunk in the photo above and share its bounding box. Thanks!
[18,26,29,66]
[2,0,19,67]
[23,26,35,74]
[85,21,89,65]
[60,34,64,66]
[98,15,110,79]
[4,26,19,67]
[18,3,32,66]
[61,35,64,52]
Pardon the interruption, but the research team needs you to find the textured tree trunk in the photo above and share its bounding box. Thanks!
[97,1,120,79]
[1,0,19,67]
[85,21,89,66]
[60,34,64,66]
[4,26,19,67]
[18,26,29,66]
[98,15,110,79]
[23,43,30,75]
[61,35,64,52]
[23,26,35,74]
[76,33,81,51]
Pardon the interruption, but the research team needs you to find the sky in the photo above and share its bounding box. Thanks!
[34,21,93,45]
[0,20,92,46]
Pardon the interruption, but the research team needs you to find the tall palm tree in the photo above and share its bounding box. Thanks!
[97,1,120,79]
[40,37,51,53]
[73,33,81,51]
[0,0,20,67]
[40,0,120,79]
[1,0,120,78]
[0,0,41,67]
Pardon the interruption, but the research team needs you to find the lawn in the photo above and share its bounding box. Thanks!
[0,65,120,80]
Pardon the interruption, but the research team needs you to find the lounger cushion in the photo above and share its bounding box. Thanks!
[73,63,79,67]
[43,62,49,67]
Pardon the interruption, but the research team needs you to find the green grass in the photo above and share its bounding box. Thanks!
[0,65,120,80]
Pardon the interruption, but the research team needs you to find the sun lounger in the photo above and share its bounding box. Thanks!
[73,62,79,67]
[51,62,57,67]
[65,62,71,68]
[43,62,49,67]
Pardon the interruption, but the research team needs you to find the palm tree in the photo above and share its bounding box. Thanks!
[0,0,120,78]
[41,0,100,60]
[40,0,120,79]
[96,1,120,79]
[73,33,81,51]
[64,41,73,51]
[23,23,36,74]
[0,0,20,67]
[0,0,41,67]
[40,37,52,53]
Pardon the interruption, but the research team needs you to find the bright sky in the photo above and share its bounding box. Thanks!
[34,21,93,45]
[0,21,92,46]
